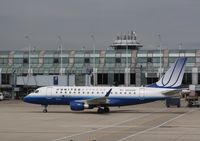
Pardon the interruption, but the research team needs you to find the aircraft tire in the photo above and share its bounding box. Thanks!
[104,107,110,113]
[97,108,104,113]
[43,109,47,113]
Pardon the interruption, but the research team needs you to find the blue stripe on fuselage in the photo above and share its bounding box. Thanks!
[23,95,165,106]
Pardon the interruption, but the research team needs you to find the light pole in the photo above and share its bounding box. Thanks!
[126,34,129,86]
[58,36,63,75]
[25,35,32,76]
[91,34,96,86]
[126,34,128,68]
[158,34,162,79]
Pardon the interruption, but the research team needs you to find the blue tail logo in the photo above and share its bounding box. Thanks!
[148,57,187,88]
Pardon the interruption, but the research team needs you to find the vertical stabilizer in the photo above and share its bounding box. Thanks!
[148,57,187,88]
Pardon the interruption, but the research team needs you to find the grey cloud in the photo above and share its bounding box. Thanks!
[0,0,200,50]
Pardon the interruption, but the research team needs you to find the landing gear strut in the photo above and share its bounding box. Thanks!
[97,107,110,113]
[42,105,48,113]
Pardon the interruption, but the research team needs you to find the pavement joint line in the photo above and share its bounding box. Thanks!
[116,109,197,141]
[51,108,167,141]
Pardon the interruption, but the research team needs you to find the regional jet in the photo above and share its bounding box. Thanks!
[23,57,187,113]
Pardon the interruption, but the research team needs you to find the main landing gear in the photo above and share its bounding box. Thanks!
[42,105,48,113]
[97,107,110,113]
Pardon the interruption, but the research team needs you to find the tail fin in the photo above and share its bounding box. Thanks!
[148,57,187,88]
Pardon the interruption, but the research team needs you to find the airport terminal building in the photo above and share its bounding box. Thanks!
[0,33,199,98]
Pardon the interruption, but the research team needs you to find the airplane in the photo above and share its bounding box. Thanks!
[23,57,187,113]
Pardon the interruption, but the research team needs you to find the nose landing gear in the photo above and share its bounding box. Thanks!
[42,105,48,113]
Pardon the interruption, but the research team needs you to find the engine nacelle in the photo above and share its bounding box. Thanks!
[70,101,86,111]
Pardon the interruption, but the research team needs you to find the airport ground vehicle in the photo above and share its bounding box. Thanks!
[185,91,200,107]
[3,92,11,100]
[165,97,180,107]
[0,92,4,101]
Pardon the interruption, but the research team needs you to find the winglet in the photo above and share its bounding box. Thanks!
[105,89,112,97]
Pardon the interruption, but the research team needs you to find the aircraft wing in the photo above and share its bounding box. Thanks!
[85,97,108,105]
[75,88,112,106]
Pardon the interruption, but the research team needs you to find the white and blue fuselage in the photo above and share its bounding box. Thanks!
[24,86,168,106]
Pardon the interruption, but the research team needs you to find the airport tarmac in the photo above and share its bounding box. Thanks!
[0,100,200,141]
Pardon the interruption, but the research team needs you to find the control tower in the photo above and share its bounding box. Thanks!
[110,31,143,50]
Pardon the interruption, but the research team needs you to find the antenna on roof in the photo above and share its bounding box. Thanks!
[179,42,182,50]
[131,31,133,40]
[133,31,137,40]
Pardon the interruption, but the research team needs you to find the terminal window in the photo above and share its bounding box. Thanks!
[84,58,90,63]
[114,73,124,85]
[53,58,59,64]
[23,58,28,64]
[198,73,200,84]
[182,73,192,84]
[97,73,108,85]
[146,77,158,84]
[1,74,10,84]
[147,57,152,63]
[130,73,136,84]
[115,58,121,63]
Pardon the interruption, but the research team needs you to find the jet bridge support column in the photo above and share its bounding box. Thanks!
[192,68,198,85]
[85,74,91,86]
[135,67,142,86]
[125,68,130,86]
[93,68,97,86]
[0,68,1,85]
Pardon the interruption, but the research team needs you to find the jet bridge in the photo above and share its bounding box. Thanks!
[16,75,75,86]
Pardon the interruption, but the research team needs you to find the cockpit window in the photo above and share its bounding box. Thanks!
[35,90,39,93]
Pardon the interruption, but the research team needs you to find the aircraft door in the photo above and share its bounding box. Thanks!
[46,87,52,99]
[139,88,145,100]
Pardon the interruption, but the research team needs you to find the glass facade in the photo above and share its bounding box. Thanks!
[0,49,200,88]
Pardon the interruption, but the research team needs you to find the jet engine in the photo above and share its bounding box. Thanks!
[70,101,91,111]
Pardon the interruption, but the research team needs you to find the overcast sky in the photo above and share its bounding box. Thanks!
[0,0,200,50]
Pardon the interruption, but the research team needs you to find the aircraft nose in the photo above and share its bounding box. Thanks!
[23,95,30,103]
